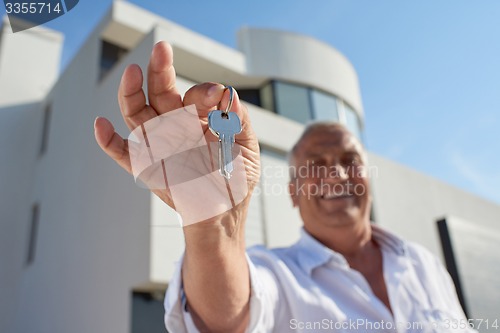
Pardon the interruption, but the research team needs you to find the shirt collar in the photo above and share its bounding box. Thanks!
[295,228,347,275]
[371,223,407,256]
[294,224,408,275]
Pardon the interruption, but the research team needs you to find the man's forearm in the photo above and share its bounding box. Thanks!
[181,195,252,332]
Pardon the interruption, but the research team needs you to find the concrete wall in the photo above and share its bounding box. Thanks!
[0,18,62,333]
[238,27,364,118]
[0,18,62,106]
[10,12,151,333]
[0,102,43,333]
[369,152,500,258]
[445,216,500,329]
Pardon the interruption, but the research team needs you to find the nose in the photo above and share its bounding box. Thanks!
[322,162,349,183]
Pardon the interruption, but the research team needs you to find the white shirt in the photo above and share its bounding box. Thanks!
[164,225,476,332]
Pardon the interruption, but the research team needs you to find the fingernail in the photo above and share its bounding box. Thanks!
[150,43,163,68]
[94,117,100,129]
[207,84,223,97]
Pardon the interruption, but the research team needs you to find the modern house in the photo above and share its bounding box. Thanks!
[1,2,499,332]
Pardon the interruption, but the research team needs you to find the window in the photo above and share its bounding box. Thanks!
[260,82,275,112]
[26,204,40,266]
[344,104,362,141]
[99,40,128,81]
[131,291,167,333]
[436,219,470,317]
[311,90,339,121]
[248,80,363,141]
[238,89,261,107]
[370,200,377,222]
[274,81,312,124]
[39,104,52,156]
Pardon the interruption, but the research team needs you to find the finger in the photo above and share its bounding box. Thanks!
[147,41,183,114]
[183,83,258,156]
[182,82,227,116]
[94,116,132,173]
[183,83,252,126]
[118,64,157,131]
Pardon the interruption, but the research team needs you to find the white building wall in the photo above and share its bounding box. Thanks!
[0,18,62,333]
[11,13,153,333]
[238,27,364,118]
[369,152,500,257]
[0,18,62,106]
[445,216,500,329]
[0,102,43,333]
[259,150,303,247]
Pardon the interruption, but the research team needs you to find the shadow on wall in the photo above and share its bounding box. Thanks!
[0,101,49,333]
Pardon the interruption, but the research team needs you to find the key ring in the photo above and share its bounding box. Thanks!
[218,85,234,117]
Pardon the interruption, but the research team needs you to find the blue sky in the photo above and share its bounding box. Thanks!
[2,0,499,204]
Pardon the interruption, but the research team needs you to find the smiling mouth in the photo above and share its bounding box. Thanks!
[320,189,354,200]
[321,193,354,200]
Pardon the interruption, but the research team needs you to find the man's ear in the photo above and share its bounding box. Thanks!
[288,181,299,207]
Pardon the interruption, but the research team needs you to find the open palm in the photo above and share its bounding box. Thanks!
[94,42,260,225]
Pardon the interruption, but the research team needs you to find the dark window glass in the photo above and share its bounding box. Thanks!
[311,89,339,122]
[238,89,261,107]
[370,200,377,222]
[26,204,40,265]
[39,104,52,156]
[344,104,362,141]
[131,291,167,333]
[274,81,311,123]
[99,40,128,81]
[260,82,275,113]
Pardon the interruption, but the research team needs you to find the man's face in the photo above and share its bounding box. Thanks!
[289,125,371,232]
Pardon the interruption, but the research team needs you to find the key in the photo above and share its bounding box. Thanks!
[208,86,241,179]
[208,110,242,179]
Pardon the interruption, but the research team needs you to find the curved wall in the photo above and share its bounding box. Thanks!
[238,28,364,121]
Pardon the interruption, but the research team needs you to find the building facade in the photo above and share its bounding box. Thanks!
[1,2,499,332]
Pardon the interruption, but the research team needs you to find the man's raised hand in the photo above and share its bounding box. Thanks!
[94,41,260,225]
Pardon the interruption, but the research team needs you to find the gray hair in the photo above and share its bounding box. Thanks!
[287,121,367,180]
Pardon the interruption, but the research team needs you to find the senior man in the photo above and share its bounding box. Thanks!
[95,41,475,333]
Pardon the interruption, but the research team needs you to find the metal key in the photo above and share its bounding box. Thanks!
[208,86,242,179]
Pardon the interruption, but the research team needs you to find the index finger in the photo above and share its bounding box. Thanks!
[118,64,157,130]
